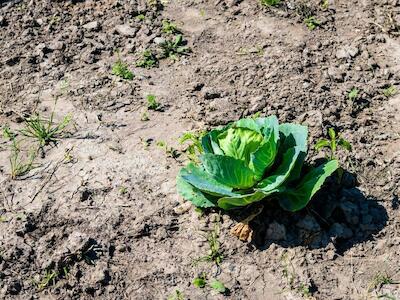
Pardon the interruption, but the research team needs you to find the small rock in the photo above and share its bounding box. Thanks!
[83,21,100,31]
[48,41,64,51]
[0,16,6,26]
[173,201,192,215]
[115,24,138,37]
[326,249,337,260]
[339,201,360,225]
[336,45,359,59]
[296,215,321,232]
[66,231,91,254]
[329,223,353,239]
[266,221,286,241]
[249,96,265,113]
[154,37,166,45]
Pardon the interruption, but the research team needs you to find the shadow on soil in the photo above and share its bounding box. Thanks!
[241,171,388,254]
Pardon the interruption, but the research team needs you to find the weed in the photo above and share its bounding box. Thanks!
[119,186,128,195]
[194,224,223,266]
[179,131,204,161]
[136,14,145,21]
[383,85,397,98]
[378,294,397,300]
[368,271,395,292]
[36,269,58,290]
[315,128,352,160]
[348,88,359,101]
[136,50,158,69]
[146,94,160,110]
[168,290,185,300]
[199,9,206,17]
[162,20,180,34]
[298,283,312,297]
[193,273,207,288]
[260,0,280,6]
[112,58,134,80]
[20,112,71,147]
[281,253,296,288]
[320,0,329,10]
[157,141,180,158]
[160,35,190,61]
[210,279,227,294]
[304,16,320,30]
[141,111,150,121]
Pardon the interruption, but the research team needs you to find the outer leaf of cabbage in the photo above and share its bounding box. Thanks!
[176,175,217,208]
[278,160,339,211]
[179,163,239,197]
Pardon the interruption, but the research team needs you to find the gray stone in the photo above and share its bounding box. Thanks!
[154,37,166,45]
[48,41,64,51]
[83,21,100,31]
[266,221,286,241]
[339,201,360,225]
[336,45,359,59]
[296,215,321,232]
[329,223,353,239]
[115,24,138,37]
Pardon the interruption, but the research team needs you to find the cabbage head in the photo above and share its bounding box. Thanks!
[176,116,338,211]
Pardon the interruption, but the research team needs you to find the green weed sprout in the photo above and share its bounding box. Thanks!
[260,0,281,6]
[348,88,359,101]
[136,50,158,69]
[112,58,134,80]
[146,94,160,110]
[162,20,180,34]
[20,112,71,147]
[304,16,320,30]
[315,128,352,160]
[383,85,397,98]
[160,35,190,61]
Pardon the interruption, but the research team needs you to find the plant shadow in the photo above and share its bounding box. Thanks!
[233,171,388,254]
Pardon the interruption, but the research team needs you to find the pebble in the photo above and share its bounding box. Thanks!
[115,24,138,37]
[336,45,359,59]
[296,215,321,232]
[173,201,192,215]
[83,21,100,31]
[154,37,166,45]
[266,221,286,241]
[329,223,353,239]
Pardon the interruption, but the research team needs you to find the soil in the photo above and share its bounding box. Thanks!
[1,0,400,299]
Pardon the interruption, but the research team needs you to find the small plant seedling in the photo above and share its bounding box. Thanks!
[119,186,128,195]
[321,0,329,10]
[348,88,359,101]
[298,283,312,297]
[141,111,150,121]
[160,34,190,61]
[193,273,207,288]
[315,128,352,160]
[304,16,320,30]
[210,280,227,294]
[378,294,397,300]
[260,0,280,6]
[136,14,145,21]
[37,269,58,290]
[112,59,134,80]
[199,9,206,17]
[167,290,185,300]
[136,50,158,69]
[20,112,71,147]
[194,225,223,266]
[156,141,180,158]
[383,85,397,98]
[179,131,205,161]
[146,94,160,110]
[162,20,180,34]
[368,271,395,292]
